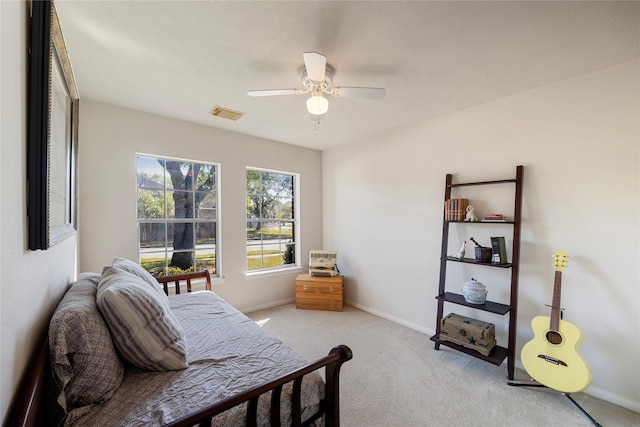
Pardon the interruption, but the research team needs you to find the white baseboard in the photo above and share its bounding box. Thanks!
[583,385,640,413]
[345,298,433,336]
[345,299,640,413]
[241,297,295,314]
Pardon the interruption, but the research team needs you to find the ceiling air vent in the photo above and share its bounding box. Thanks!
[209,106,245,121]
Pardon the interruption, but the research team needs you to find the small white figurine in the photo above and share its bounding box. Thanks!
[464,205,478,222]
[455,240,466,259]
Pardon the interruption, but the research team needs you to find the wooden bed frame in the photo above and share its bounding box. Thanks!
[5,270,353,427]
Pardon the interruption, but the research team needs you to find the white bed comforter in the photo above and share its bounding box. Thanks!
[65,291,324,426]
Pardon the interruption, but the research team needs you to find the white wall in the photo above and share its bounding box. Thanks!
[77,101,323,312]
[0,1,78,419]
[322,60,639,410]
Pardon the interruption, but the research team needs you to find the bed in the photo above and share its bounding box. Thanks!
[5,262,352,427]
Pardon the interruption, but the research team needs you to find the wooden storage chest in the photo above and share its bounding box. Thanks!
[439,313,496,356]
[296,274,344,312]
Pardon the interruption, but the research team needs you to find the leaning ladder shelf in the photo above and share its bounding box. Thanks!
[430,165,523,380]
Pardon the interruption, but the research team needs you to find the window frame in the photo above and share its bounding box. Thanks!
[136,153,220,278]
[245,166,300,275]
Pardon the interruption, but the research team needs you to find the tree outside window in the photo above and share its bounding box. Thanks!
[246,168,297,271]
[137,155,218,277]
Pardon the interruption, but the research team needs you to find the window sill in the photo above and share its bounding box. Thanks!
[211,277,226,286]
[244,266,303,279]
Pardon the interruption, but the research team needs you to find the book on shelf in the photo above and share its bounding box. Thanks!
[483,213,505,222]
[444,198,468,221]
[490,236,508,264]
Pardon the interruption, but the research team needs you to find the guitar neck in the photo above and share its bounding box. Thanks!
[549,270,562,331]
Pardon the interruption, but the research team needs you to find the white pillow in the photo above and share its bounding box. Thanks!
[97,266,188,371]
[111,256,168,300]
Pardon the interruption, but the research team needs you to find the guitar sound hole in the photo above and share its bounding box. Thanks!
[546,331,563,345]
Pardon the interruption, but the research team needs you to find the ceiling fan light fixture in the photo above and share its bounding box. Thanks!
[306,94,329,115]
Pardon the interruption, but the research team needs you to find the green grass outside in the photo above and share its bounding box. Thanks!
[141,238,216,250]
[142,253,216,276]
[247,249,281,256]
[246,227,292,239]
[247,253,287,270]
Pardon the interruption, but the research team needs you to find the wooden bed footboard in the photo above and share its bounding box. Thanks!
[164,344,353,427]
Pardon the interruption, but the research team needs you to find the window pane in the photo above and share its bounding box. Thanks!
[167,250,194,273]
[167,191,193,219]
[261,221,279,238]
[247,247,263,271]
[247,224,263,241]
[279,220,293,241]
[196,222,216,247]
[165,161,193,191]
[279,175,293,197]
[246,215,258,231]
[278,197,292,219]
[197,192,216,219]
[264,250,283,268]
[137,189,165,219]
[139,223,166,249]
[136,156,164,189]
[246,170,261,195]
[167,222,195,250]
[139,251,167,276]
[263,197,278,219]
[196,248,216,274]
[263,172,279,196]
[283,243,295,265]
[195,164,215,191]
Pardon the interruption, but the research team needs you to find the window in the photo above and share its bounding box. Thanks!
[246,168,297,272]
[136,155,218,277]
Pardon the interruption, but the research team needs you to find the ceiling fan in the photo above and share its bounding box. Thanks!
[247,52,386,117]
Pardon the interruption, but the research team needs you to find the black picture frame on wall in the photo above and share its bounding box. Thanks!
[28,0,79,250]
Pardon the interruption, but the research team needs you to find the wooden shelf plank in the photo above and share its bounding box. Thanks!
[436,292,511,315]
[445,256,512,268]
[430,335,508,366]
[447,220,516,225]
[449,178,516,188]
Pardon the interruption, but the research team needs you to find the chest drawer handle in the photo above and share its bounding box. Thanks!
[330,286,334,292]
[303,285,308,291]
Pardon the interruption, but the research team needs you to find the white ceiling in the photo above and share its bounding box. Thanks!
[54,1,640,151]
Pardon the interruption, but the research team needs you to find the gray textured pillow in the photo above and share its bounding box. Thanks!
[49,273,124,412]
[97,266,188,371]
[111,256,168,299]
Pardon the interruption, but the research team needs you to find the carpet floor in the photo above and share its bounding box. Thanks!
[246,303,639,427]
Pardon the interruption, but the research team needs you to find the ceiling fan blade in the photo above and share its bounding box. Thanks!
[303,52,326,82]
[247,89,301,97]
[330,87,386,100]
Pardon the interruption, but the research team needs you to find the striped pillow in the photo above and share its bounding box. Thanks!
[97,266,188,371]
[111,256,168,300]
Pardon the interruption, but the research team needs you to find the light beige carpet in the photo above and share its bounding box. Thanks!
[247,303,639,427]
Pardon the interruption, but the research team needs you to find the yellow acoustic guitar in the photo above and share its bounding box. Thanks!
[521,252,592,393]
